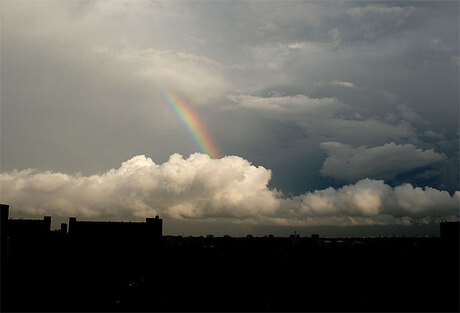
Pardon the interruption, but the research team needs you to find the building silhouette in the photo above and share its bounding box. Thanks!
[8,215,51,236]
[67,215,163,255]
[1,204,164,312]
[68,215,162,239]
[440,220,459,245]
[1,204,9,259]
[1,204,52,261]
[1,203,51,235]
[1,203,458,312]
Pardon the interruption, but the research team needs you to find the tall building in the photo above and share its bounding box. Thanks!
[1,204,9,277]
[1,204,10,243]
[1,203,51,242]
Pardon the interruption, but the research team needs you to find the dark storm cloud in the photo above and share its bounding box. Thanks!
[1,1,458,230]
[320,142,447,183]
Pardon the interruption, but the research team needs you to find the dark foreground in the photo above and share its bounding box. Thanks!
[1,234,459,312]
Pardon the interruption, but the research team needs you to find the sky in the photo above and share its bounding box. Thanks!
[1,0,459,236]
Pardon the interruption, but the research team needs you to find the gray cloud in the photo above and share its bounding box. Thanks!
[325,81,356,89]
[320,142,447,183]
[95,47,228,105]
[347,4,414,19]
[227,94,339,114]
[228,93,417,147]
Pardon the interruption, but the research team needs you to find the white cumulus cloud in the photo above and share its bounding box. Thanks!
[287,178,458,226]
[1,154,458,227]
[0,154,279,220]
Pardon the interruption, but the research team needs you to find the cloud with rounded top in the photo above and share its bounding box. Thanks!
[0,154,279,220]
[1,154,457,227]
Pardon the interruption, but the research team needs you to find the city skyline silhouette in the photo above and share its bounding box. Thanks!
[1,203,459,312]
[1,1,459,312]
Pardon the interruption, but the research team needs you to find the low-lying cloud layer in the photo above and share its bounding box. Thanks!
[1,154,458,227]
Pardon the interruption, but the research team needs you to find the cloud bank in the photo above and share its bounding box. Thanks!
[321,142,447,182]
[1,154,458,226]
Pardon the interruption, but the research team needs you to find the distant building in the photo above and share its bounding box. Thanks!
[1,203,51,238]
[1,204,8,229]
[60,223,68,234]
[1,203,52,267]
[68,215,162,244]
[290,233,300,245]
[1,204,163,261]
[1,204,10,267]
[1,203,9,222]
[8,216,51,237]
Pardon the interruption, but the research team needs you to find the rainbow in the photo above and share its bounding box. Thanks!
[161,91,221,159]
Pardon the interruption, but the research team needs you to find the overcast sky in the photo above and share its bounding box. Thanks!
[1,1,459,236]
